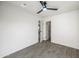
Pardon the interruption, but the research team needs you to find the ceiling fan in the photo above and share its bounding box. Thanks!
[37,1,58,14]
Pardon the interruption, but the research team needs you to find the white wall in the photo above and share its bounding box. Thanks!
[51,10,79,49]
[43,10,79,49]
[0,2,40,57]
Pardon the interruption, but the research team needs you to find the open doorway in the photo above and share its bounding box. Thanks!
[46,21,51,42]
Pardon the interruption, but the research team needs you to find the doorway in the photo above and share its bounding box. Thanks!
[46,21,51,42]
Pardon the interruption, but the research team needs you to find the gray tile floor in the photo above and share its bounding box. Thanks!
[4,41,79,58]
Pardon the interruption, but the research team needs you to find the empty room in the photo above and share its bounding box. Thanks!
[0,1,79,58]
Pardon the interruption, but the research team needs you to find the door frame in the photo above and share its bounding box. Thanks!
[38,20,41,43]
[46,21,51,42]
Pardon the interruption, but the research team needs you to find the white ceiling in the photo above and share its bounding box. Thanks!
[8,1,79,18]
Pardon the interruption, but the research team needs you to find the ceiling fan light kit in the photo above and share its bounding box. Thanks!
[43,8,47,11]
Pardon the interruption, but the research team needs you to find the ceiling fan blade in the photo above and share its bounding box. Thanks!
[37,9,43,14]
[47,8,58,10]
[44,1,47,5]
[44,1,47,8]
[40,1,44,6]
